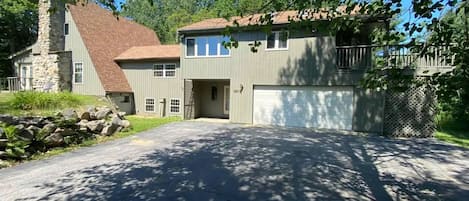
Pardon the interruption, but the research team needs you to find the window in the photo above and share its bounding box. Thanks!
[153,64,176,78]
[170,98,180,113]
[186,36,230,57]
[64,23,69,35]
[122,96,130,103]
[186,39,195,56]
[266,31,288,50]
[73,62,83,84]
[145,98,155,112]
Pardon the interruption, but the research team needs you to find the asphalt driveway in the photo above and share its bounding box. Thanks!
[0,121,468,201]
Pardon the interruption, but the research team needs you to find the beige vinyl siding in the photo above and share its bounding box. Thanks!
[181,31,384,133]
[65,10,105,96]
[120,61,183,117]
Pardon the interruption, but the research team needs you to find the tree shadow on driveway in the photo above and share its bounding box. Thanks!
[21,125,469,201]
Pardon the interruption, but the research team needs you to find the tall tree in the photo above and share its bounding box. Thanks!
[0,0,38,77]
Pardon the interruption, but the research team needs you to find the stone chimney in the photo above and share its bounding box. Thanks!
[32,0,71,92]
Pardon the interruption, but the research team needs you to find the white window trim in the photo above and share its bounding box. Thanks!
[169,98,181,113]
[73,62,83,84]
[265,31,289,51]
[185,36,231,58]
[144,97,156,112]
[153,63,176,78]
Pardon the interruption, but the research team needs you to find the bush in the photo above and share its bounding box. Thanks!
[10,91,82,110]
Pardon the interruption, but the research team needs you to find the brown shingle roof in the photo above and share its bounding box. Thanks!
[178,6,362,32]
[115,45,180,61]
[69,3,160,92]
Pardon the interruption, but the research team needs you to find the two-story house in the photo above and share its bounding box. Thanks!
[176,11,382,133]
[9,2,450,136]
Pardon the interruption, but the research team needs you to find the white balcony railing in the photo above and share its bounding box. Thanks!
[0,77,34,92]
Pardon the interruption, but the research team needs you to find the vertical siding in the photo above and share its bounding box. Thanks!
[65,10,105,96]
[120,61,183,117]
[181,30,383,132]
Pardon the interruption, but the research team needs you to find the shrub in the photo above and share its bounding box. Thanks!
[10,91,82,110]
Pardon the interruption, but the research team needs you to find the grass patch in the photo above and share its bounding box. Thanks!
[29,116,181,161]
[435,131,469,148]
[435,112,469,148]
[0,92,108,116]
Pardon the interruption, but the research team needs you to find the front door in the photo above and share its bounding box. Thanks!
[223,85,230,115]
[21,65,33,90]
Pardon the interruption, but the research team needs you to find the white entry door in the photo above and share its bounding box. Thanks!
[253,86,354,130]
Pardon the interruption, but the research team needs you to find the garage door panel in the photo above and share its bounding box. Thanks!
[253,86,353,130]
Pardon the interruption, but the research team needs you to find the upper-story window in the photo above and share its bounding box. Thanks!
[266,31,288,50]
[186,36,230,57]
[64,23,69,35]
[153,63,176,78]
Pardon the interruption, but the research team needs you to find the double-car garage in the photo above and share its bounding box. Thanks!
[253,86,354,130]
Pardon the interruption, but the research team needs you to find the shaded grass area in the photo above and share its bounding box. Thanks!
[435,112,469,148]
[0,92,109,116]
[29,116,181,162]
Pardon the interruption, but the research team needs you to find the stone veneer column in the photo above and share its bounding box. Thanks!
[32,0,71,92]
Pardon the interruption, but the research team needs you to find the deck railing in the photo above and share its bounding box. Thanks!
[336,45,455,71]
[0,77,34,92]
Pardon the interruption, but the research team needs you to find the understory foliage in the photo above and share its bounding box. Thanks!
[10,91,82,110]
[0,0,38,78]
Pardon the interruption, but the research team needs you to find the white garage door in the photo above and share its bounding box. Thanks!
[253,86,354,130]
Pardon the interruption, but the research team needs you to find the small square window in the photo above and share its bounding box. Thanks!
[266,31,288,50]
[122,96,130,103]
[170,98,180,113]
[145,98,155,112]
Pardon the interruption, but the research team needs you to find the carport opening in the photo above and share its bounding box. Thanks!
[184,79,230,120]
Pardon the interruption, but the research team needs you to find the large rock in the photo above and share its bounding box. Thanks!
[44,133,64,147]
[0,114,19,125]
[55,128,76,137]
[95,108,111,120]
[14,125,34,142]
[27,125,41,136]
[86,120,104,133]
[111,116,130,128]
[62,109,79,121]
[80,111,92,121]
[77,119,89,128]
[39,123,57,138]
[101,124,121,136]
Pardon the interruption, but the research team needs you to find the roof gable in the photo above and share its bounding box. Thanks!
[68,3,160,92]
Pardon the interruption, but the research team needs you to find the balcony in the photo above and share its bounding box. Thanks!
[0,77,34,92]
[336,45,455,74]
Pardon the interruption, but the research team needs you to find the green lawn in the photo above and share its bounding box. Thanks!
[435,113,469,148]
[435,130,469,148]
